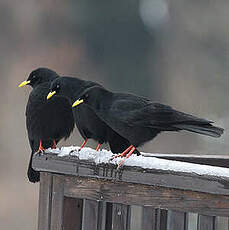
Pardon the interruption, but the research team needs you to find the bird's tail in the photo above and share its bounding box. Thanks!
[174,123,224,138]
[27,151,40,183]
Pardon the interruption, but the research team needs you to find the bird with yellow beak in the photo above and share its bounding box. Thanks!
[18,68,75,183]
[47,77,141,156]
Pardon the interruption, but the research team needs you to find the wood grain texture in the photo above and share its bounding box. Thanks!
[142,207,156,230]
[38,173,53,230]
[82,199,104,230]
[50,175,64,230]
[63,197,83,230]
[112,204,131,230]
[159,209,168,230]
[197,215,216,230]
[141,208,168,230]
[33,154,229,196]
[105,203,113,230]
[62,175,229,216]
[167,211,188,230]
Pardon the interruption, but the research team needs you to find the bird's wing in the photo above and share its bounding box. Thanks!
[107,99,210,129]
[109,93,152,111]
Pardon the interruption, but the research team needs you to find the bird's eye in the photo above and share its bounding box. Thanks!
[56,84,60,89]
[32,75,36,79]
[85,94,89,98]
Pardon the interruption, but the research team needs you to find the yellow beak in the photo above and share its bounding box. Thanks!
[18,80,30,87]
[47,91,56,100]
[72,99,84,108]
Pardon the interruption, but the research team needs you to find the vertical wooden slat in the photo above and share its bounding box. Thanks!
[82,199,104,230]
[105,202,113,230]
[98,201,106,230]
[38,172,53,230]
[197,215,216,230]
[50,175,64,230]
[130,206,142,230]
[141,208,168,230]
[112,204,131,230]
[167,211,188,230]
[217,217,227,230]
[159,209,168,230]
[188,213,198,230]
[142,207,157,230]
[63,197,83,230]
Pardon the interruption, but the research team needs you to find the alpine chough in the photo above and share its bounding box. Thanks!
[19,68,75,182]
[72,86,224,168]
[47,77,140,155]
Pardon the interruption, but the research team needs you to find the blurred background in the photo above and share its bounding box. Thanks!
[1,0,228,229]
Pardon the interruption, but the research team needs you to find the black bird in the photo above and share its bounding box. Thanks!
[72,86,224,168]
[19,68,75,182]
[47,77,140,155]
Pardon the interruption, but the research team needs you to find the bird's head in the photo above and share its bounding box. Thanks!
[47,77,71,100]
[72,86,109,109]
[18,68,58,88]
[47,76,90,101]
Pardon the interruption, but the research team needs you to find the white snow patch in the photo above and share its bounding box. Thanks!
[46,146,229,178]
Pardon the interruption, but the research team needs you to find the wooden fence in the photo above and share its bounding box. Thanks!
[33,153,229,230]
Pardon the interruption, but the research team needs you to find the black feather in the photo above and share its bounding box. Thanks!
[50,77,140,155]
[21,68,75,183]
[74,86,224,147]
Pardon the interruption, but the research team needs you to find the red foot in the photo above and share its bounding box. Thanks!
[117,146,136,169]
[52,140,57,149]
[96,143,101,151]
[36,140,45,154]
[79,138,88,151]
[111,145,133,160]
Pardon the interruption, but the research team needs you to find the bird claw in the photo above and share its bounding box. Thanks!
[77,148,82,153]
[111,153,123,160]
[108,156,115,163]
[117,159,125,169]
[35,149,44,155]
[69,148,79,156]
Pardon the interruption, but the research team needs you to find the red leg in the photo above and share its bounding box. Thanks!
[52,140,57,149]
[37,140,45,154]
[117,146,136,169]
[79,138,88,151]
[111,145,133,160]
[95,143,102,151]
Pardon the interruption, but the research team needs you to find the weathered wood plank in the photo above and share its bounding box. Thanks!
[63,197,83,230]
[167,211,188,230]
[142,207,154,230]
[82,199,104,230]
[33,154,229,196]
[141,208,168,230]
[105,203,113,230]
[216,217,227,230]
[50,175,64,230]
[63,175,229,216]
[141,207,160,230]
[38,173,53,230]
[160,209,168,230]
[112,204,131,230]
[197,215,216,230]
[98,202,106,230]
[187,213,198,230]
[130,206,142,230]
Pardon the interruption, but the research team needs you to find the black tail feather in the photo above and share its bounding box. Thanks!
[174,123,224,138]
[27,151,40,183]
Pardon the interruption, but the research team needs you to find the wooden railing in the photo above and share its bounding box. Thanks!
[33,152,229,230]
